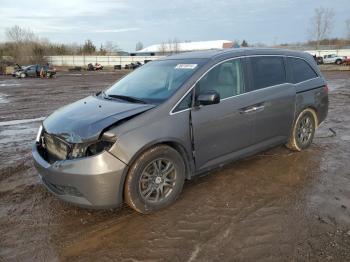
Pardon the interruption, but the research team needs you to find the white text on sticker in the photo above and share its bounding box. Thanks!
[175,64,197,69]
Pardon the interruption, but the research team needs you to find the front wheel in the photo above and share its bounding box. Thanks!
[20,73,26,78]
[124,145,185,214]
[286,108,317,151]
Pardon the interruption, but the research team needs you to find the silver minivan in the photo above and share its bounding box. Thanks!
[33,48,328,213]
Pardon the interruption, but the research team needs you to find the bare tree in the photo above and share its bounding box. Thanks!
[166,39,173,54]
[135,41,143,51]
[65,43,81,55]
[241,40,248,47]
[172,38,180,54]
[104,41,120,55]
[99,44,107,55]
[82,39,96,55]
[158,42,167,55]
[308,7,335,49]
[5,25,47,64]
[5,25,36,43]
[157,39,181,55]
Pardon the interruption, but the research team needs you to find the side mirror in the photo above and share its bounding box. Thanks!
[197,90,220,106]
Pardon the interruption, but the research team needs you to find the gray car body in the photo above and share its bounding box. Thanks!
[32,48,328,209]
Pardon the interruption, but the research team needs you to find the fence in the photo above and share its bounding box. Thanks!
[44,49,350,67]
[47,55,163,67]
[304,49,350,57]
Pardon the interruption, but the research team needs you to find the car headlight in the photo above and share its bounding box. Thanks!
[69,131,116,159]
[86,140,114,156]
[36,125,43,143]
[70,143,88,158]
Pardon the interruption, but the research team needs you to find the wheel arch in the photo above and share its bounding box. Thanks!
[118,140,194,204]
[287,106,318,151]
[298,106,319,126]
[295,105,319,127]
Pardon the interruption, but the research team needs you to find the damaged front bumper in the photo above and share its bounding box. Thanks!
[32,143,127,209]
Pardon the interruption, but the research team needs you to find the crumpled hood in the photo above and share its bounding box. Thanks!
[43,95,155,143]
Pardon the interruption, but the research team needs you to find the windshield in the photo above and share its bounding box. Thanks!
[105,59,205,104]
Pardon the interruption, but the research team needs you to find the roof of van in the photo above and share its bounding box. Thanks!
[159,48,313,61]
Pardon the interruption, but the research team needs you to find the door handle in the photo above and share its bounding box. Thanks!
[241,107,256,113]
[254,105,265,111]
[240,105,265,114]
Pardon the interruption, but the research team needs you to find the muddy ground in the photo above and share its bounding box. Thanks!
[0,70,350,261]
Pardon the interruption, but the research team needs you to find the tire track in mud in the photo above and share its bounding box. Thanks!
[58,150,319,261]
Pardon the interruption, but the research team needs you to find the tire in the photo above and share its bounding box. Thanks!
[20,73,26,78]
[124,145,185,214]
[335,59,342,65]
[286,108,317,151]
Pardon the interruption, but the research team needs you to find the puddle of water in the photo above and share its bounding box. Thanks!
[327,78,350,92]
[0,121,41,167]
[0,126,37,136]
[0,79,22,87]
[0,126,38,144]
[0,117,45,127]
[0,83,21,87]
[340,135,350,141]
[0,117,45,145]
[0,93,9,103]
[60,73,83,76]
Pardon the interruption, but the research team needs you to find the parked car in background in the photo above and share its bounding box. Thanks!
[322,54,345,65]
[316,56,324,65]
[15,64,56,78]
[15,64,40,78]
[342,56,350,65]
[124,61,142,70]
[33,48,328,213]
[87,63,103,71]
[11,64,22,76]
[44,64,57,78]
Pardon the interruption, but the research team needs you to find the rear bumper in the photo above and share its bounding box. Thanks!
[32,144,127,209]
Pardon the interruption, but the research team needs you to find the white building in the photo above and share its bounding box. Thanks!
[133,40,235,55]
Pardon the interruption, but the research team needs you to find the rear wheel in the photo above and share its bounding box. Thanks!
[335,59,342,65]
[287,108,317,151]
[124,145,185,214]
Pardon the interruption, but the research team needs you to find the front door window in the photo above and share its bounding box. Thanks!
[197,59,245,99]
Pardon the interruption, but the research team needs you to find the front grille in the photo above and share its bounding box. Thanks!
[43,132,70,162]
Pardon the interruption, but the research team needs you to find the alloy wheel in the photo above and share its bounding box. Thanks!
[139,158,176,203]
[296,114,314,146]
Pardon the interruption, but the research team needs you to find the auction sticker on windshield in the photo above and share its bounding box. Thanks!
[175,64,197,69]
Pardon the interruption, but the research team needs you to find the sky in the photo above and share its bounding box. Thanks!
[0,0,349,52]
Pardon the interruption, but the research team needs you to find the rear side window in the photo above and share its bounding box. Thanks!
[288,57,318,84]
[250,56,286,90]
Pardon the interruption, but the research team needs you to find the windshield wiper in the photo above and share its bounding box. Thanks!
[101,91,147,104]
